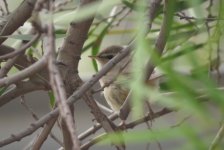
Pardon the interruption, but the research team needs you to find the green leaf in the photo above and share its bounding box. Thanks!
[122,0,146,11]
[55,29,67,35]
[55,34,66,39]
[0,34,34,41]
[54,0,120,24]
[100,126,199,145]
[82,38,97,53]
[48,91,55,108]
[0,87,7,96]
[162,43,203,62]
[91,46,99,72]
[89,16,116,71]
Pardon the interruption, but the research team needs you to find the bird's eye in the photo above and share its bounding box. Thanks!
[106,55,114,59]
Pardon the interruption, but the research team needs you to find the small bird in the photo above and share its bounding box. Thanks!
[89,45,159,112]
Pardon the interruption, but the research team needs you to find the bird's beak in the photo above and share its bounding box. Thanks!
[88,55,97,59]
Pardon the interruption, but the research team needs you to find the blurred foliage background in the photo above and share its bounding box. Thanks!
[1,0,224,150]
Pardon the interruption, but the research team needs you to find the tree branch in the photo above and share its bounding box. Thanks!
[78,113,118,141]
[120,0,175,120]
[82,93,125,149]
[0,81,46,107]
[0,33,40,61]
[0,42,132,147]
[20,97,62,149]
[0,45,34,70]
[209,122,224,150]
[46,3,80,149]
[0,33,40,78]
[0,54,47,89]
[80,108,173,150]
[0,0,37,44]
[55,0,101,149]
[31,117,58,150]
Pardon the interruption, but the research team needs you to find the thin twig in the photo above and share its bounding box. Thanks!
[23,135,39,150]
[148,0,162,30]
[119,0,168,120]
[175,13,217,22]
[0,0,38,44]
[0,44,34,71]
[0,52,48,89]
[81,108,173,149]
[78,113,118,141]
[0,28,39,78]
[209,122,224,150]
[0,43,132,147]
[2,0,10,15]
[0,33,40,60]
[54,0,73,12]
[96,101,113,113]
[170,115,192,128]
[32,116,59,150]
[0,81,46,107]
[82,93,125,150]
[20,96,63,146]
[0,84,222,147]
[0,55,20,78]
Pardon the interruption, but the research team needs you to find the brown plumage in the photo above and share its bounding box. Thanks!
[90,45,159,112]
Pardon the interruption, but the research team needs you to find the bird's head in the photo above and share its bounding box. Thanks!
[89,45,123,67]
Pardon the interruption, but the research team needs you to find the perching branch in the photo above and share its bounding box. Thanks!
[82,93,125,149]
[0,40,132,147]
[0,1,222,150]
[80,108,173,150]
[78,113,118,141]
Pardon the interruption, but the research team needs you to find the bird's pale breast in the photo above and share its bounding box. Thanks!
[103,83,129,111]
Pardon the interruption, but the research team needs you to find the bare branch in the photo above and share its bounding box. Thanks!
[0,55,47,88]
[148,0,162,30]
[0,55,20,78]
[0,81,45,107]
[82,93,125,149]
[0,0,37,44]
[2,0,10,15]
[124,108,172,129]
[209,122,224,150]
[0,33,40,61]
[23,135,39,150]
[96,101,113,113]
[144,0,175,80]
[80,108,173,149]
[0,82,218,147]
[119,0,167,120]
[78,113,118,141]
[80,133,107,150]
[20,96,63,147]
[0,33,40,78]
[32,117,58,150]
[46,3,80,149]
[56,0,100,148]
[0,43,132,147]
[0,45,34,70]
